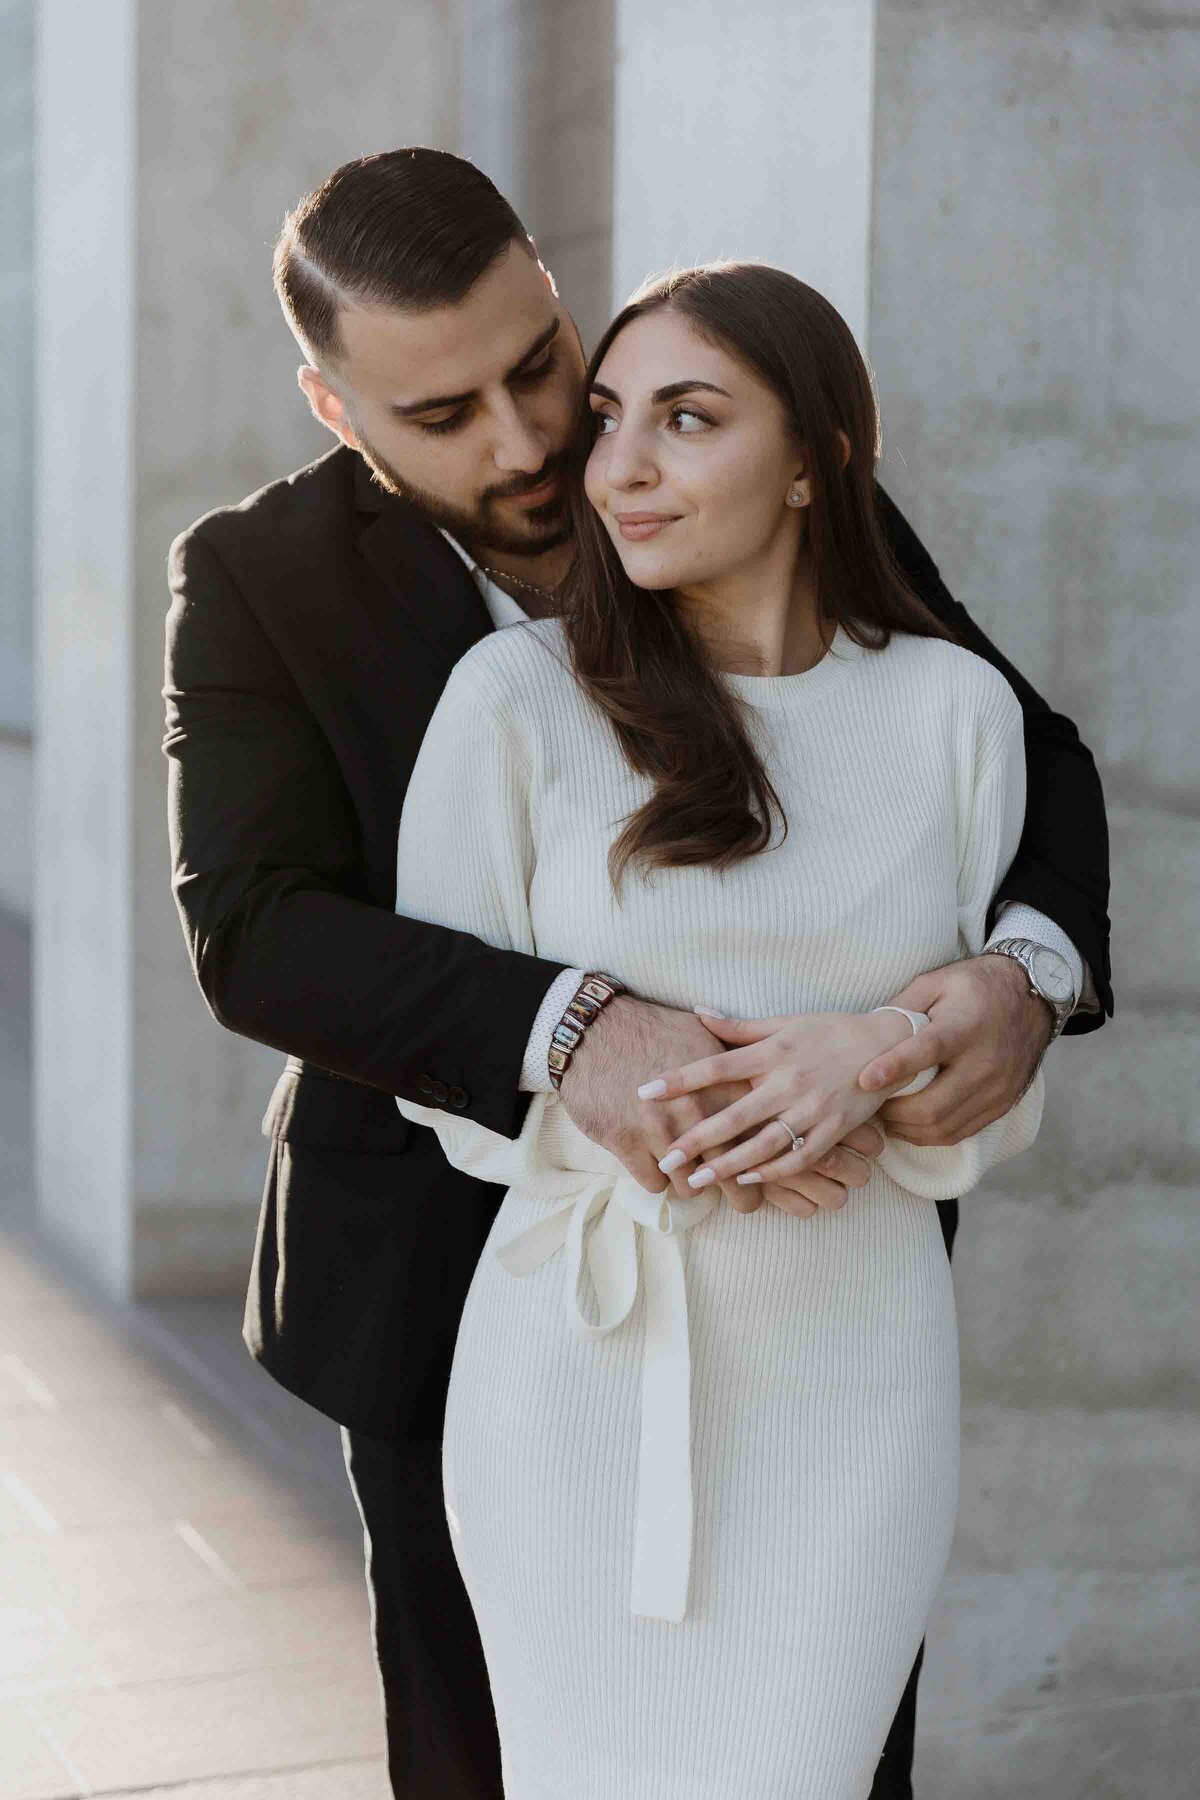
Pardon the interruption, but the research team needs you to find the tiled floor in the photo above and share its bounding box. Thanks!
[0,1226,389,1798]
[0,916,388,1799]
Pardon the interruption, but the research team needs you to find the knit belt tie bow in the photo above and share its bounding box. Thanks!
[494,1170,718,1622]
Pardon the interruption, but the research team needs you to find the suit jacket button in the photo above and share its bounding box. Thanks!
[431,1079,450,1104]
[417,1074,434,1096]
[448,1086,468,1109]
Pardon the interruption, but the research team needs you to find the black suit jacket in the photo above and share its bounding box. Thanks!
[164,444,1112,1440]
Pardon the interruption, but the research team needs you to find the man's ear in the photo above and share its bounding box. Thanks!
[298,365,359,449]
[526,233,559,299]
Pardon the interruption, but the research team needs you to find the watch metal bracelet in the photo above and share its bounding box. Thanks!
[983,936,1073,1044]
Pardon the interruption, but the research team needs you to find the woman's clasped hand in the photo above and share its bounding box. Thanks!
[640,1006,918,1217]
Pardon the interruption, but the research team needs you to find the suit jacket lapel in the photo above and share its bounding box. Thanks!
[353,456,493,673]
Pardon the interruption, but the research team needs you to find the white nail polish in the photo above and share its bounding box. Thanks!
[689,1168,715,1188]
[736,1172,763,1185]
[637,1079,667,1100]
[694,1006,727,1019]
[658,1149,686,1174]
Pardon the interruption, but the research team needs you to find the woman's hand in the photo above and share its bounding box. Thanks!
[641,1008,914,1206]
[566,997,883,1219]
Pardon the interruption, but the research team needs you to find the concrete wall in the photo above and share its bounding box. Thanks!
[612,0,876,345]
[870,4,1199,1789]
[0,737,32,916]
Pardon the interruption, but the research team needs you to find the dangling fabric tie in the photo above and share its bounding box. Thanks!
[495,1171,717,1621]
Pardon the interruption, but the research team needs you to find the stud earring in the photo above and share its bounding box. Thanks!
[786,487,806,507]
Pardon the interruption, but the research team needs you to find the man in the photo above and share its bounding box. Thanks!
[164,148,1112,1799]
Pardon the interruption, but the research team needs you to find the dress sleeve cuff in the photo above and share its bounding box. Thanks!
[987,901,1096,1013]
[521,968,588,1093]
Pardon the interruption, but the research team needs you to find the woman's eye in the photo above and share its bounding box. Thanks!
[668,407,711,433]
[591,412,617,436]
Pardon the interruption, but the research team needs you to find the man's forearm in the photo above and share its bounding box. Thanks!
[180,867,568,1139]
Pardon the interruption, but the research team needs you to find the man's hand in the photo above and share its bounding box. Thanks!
[858,953,1053,1145]
[559,996,881,1217]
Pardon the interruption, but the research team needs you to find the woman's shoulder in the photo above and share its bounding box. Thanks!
[871,629,1022,740]
[447,616,575,708]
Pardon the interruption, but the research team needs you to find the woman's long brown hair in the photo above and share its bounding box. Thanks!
[557,262,956,890]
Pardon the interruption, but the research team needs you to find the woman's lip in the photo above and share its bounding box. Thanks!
[616,514,680,540]
[507,474,561,508]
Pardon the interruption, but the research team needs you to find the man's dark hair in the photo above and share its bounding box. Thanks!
[273,147,532,365]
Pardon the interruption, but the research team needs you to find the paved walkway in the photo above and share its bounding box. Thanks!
[0,913,388,1798]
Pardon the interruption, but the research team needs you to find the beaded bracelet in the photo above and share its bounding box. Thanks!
[547,973,628,1091]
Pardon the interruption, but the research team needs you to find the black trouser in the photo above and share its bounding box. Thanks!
[345,1197,960,1800]
[343,1427,504,1799]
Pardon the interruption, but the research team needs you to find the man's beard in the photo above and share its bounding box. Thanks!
[354,432,572,560]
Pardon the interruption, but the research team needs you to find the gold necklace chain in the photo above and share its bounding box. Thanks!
[475,563,558,604]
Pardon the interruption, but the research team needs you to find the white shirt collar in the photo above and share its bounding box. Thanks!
[438,529,528,630]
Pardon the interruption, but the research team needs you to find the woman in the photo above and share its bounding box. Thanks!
[395,263,1043,1798]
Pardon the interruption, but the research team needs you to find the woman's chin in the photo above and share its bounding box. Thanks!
[614,545,691,591]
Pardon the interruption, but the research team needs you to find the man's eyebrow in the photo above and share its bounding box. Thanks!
[588,378,732,406]
[389,318,561,419]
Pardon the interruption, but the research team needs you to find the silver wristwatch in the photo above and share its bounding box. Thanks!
[983,936,1075,1044]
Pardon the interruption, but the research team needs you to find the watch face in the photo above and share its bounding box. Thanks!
[1031,946,1074,1003]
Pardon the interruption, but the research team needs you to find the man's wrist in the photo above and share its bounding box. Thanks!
[983,935,1073,1045]
[547,973,628,1091]
[978,947,1057,1052]
[987,901,1083,1011]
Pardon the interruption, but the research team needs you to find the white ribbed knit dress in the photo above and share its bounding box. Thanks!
[396,617,1043,1800]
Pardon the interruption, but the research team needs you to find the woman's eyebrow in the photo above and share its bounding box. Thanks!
[589,379,732,405]
[652,379,731,404]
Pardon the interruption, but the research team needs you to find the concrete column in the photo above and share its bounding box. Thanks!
[35,0,137,1295]
[0,0,35,920]
[34,0,452,1298]
[611,0,877,345]
[455,0,616,355]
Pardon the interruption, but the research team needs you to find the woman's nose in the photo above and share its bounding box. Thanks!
[604,426,658,492]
